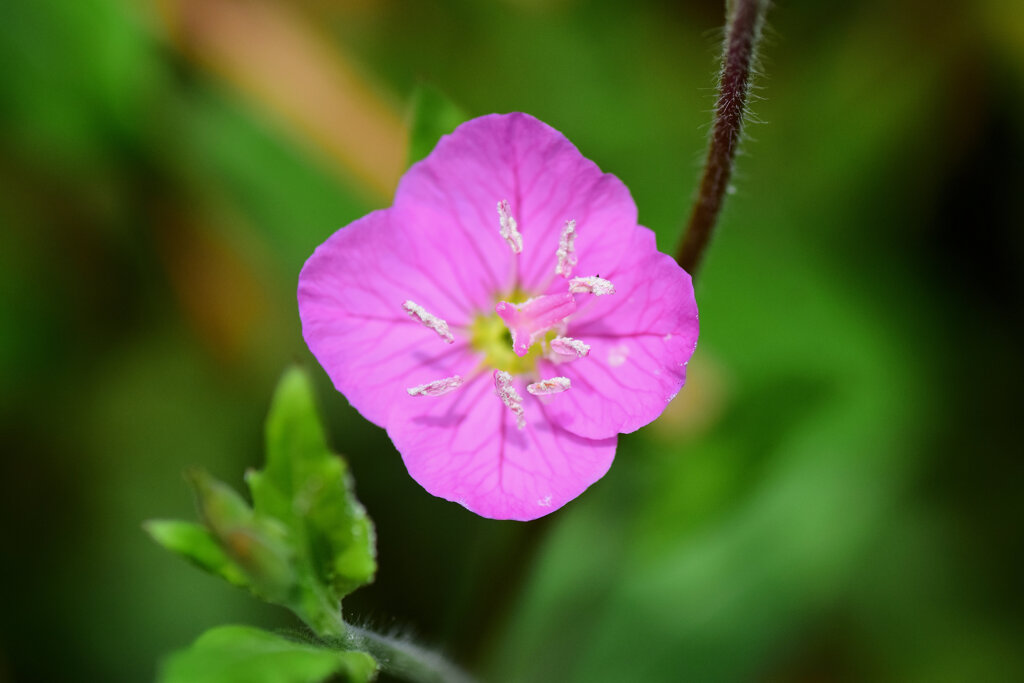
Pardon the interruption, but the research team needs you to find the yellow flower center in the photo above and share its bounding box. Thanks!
[471,289,565,375]
[471,311,544,375]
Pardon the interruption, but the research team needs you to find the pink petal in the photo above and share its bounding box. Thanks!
[387,373,617,521]
[298,209,482,427]
[395,113,641,298]
[540,227,699,439]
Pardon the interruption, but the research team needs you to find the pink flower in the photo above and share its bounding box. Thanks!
[298,113,698,521]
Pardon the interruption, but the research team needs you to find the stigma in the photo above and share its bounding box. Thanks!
[496,293,576,357]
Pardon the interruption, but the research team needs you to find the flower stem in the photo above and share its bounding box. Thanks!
[342,623,476,683]
[676,0,769,276]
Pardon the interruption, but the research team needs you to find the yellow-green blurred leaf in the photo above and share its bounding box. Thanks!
[248,366,377,631]
[143,520,248,589]
[158,625,377,683]
[406,84,468,167]
[147,367,375,637]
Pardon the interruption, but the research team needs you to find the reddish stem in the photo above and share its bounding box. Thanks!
[676,0,768,276]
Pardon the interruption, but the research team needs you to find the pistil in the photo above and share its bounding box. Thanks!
[496,292,576,357]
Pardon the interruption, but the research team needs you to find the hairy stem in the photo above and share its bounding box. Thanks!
[342,623,476,683]
[676,0,769,275]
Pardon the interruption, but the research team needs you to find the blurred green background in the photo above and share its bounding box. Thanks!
[2,0,1022,681]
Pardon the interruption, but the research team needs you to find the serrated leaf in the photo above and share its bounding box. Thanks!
[158,625,377,683]
[144,520,249,588]
[248,367,376,633]
[259,367,377,593]
[406,83,468,167]
[147,367,376,638]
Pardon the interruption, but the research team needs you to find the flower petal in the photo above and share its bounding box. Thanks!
[388,373,617,521]
[298,209,481,427]
[395,113,641,298]
[540,227,699,439]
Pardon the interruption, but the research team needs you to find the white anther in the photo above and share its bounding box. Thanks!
[550,336,590,359]
[568,276,615,296]
[402,300,454,343]
[555,219,578,278]
[497,199,523,254]
[493,370,525,430]
[527,376,571,396]
[407,375,464,397]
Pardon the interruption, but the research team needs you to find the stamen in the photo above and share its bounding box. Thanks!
[568,276,615,296]
[550,336,591,359]
[527,376,571,396]
[496,293,576,357]
[497,199,523,254]
[493,370,525,430]
[407,375,464,397]
[402,300,454,343]
[555,219,578,278]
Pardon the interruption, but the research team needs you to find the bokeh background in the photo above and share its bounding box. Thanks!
[2,0,1023,681]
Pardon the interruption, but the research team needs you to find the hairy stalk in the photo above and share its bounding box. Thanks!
[676,0,769,275]
[340,623,476,683]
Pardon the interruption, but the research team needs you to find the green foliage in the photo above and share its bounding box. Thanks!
[145,368,470,682]
[254,366,377,600]
[182,86,373,272]
[142,520,248,589]
[159,625,377,683]
[406,83,468,167]
[185,467,297,604]
[6,1,1022,682]
[485,9,953,681]
[146,367,376,637]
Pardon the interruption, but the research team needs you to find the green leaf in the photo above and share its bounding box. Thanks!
[143,520,248,589]
[247,366,377,634]
[406,83,467,167]
[184,85,373,273]
[146,367,376,637]
[158,625,377,683]
[186,468,296,604]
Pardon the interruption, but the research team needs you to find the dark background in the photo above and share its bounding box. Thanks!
[1,0,1022,681]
